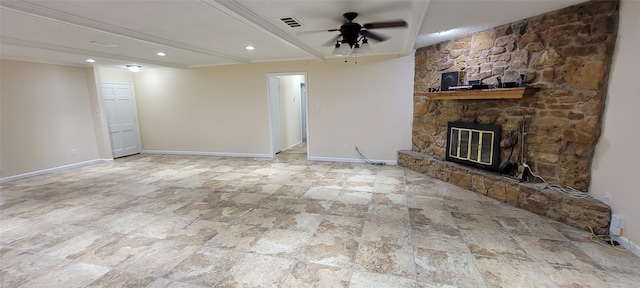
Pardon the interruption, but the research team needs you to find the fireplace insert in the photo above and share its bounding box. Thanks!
[446,122,501,172]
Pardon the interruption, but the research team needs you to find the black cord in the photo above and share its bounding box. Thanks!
[355,147,385,166]
[507,145,515,162]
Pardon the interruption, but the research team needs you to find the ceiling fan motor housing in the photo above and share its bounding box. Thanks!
[341,22,362,47]
[343,12,359,21]
[328,11,407,49]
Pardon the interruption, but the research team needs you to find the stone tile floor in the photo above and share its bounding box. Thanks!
[1,142,639,287]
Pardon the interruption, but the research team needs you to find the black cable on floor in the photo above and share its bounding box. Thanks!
[355,146,385,166]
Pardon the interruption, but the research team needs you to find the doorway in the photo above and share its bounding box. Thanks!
[267,73,308,158]
[101,83,142,158]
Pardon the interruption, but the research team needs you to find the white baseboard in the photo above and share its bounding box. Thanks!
[142,150,396,165]
[308,156,397,166]
[141,150,272,158]
[614,235,640,257]
[0,158,113,183]
[282,141,302,152]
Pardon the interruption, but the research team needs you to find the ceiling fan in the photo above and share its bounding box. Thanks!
[326,12,408,54]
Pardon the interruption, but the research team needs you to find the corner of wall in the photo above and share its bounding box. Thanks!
[86,66,114,159]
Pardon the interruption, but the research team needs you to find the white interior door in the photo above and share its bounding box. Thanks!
[268,76,283,155]
[102,83,141,158]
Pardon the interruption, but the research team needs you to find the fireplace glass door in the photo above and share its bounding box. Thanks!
[446,122,501,172]
[449,128,494,165]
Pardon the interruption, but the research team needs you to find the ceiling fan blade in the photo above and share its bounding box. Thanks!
[322,34,342,46]
[361,30,388,42]
[296,28,340,36]
[363,20,407,29]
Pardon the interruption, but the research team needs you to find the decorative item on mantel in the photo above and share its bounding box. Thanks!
[423,72,538,100]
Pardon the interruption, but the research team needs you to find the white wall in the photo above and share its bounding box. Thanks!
[591,0,640,252]
[278,75,304,150]
[133,55,414,161]
[0,60,101,178]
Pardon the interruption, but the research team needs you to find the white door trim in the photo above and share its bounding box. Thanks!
[268,75,282,156]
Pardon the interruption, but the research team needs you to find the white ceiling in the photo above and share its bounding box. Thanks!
[0,0,585,71]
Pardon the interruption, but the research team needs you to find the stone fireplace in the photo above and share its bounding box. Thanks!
[398,1,619,234]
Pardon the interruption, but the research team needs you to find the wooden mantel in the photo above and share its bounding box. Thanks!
[417,87,538,100]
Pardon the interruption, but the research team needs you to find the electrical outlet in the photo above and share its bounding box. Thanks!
[629,239,637,252]
[604,192,611,205]
[610,214,625,236]
[69,149,77,156]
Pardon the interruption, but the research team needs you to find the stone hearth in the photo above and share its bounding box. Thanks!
[401,1,619,234]
[398,151,610,234]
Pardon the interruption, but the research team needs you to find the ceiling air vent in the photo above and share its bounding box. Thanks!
[280,16,303,28]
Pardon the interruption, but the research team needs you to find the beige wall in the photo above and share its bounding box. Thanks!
[86,67,113,159]
[133,55,414,161]
[279,75,304,150]
[133,64,272,155]
[0,55,413,178]
[0,60,101,177]
[99,67,135,84]
[591,0,640,250]
[305,56,414,161]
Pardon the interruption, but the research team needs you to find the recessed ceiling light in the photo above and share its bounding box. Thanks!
[126,65,141,72]
[86,59,96,63]
[157,52,166,56]
[246,45,255,51]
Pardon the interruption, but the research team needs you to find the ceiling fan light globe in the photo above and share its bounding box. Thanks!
[332,43,346,56]
[350,43,362,57]
[360,41,371,52]
[337,43,351,54]
[351,48,362,57]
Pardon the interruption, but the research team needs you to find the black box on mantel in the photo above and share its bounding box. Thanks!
[440,72,459,91]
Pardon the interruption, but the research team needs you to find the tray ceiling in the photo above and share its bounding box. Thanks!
[0,0,585,70]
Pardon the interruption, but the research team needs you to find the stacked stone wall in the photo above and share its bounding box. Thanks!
[412,0,619,191]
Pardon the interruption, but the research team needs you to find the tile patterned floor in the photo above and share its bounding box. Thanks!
[1,142,639,288]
